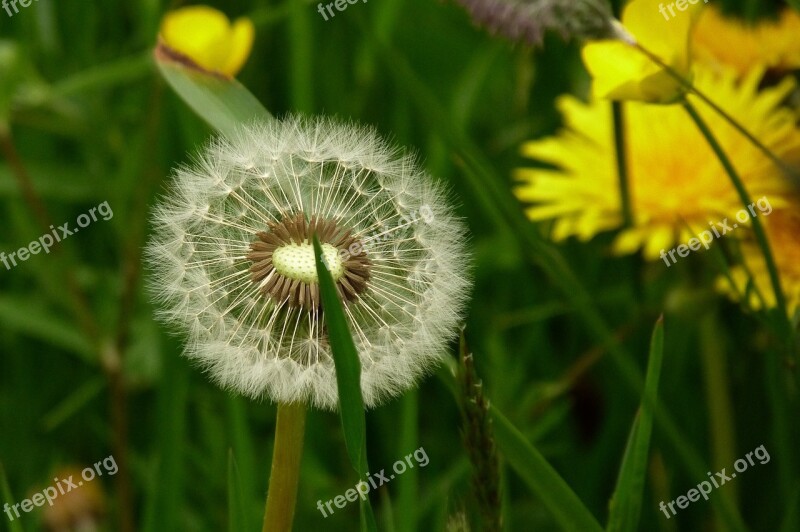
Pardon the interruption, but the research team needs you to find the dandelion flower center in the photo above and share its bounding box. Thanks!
[273,243,343,282]
[247,212,371,310]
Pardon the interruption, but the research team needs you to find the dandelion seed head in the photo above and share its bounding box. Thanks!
[146,116,472,409]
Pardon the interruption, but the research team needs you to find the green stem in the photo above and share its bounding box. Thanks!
[699,312,737,504]
[633,42,800,185]
[263,402,307,532]
[612,102,633,227]
[682,101,790,333]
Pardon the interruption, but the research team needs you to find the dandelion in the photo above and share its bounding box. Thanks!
[716,204,800,319]
[146,116,471,410]
[693,6,800,77]
[513,67,800,260]
[158,5,254,77]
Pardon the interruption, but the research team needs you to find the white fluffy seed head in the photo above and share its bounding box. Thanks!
[145,116,472,410]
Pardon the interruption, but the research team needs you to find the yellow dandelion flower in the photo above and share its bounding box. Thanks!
[159,6,254,77]
[693,6,800,77]
[581,0,702,103]
[513,66,800,260]
[716,204,800,319]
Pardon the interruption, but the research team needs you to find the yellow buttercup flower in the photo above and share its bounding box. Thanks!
[693,6,800,77]
[581,0,703,103]
[716,205,800,319]
[159,6,254,77]
[513,67,800,260]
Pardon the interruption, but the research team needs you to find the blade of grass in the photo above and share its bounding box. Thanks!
[153,44,272,138]
[439,338,600,531]
[287,0,314,112]
[226,396,259,530]
[228,450,248,532]
[779,483,800,532]
[0,462,24,532]
[41,377,106,431]
[607,316,664,532]
[491,405,603,532]
[313,235,377,532]
[395,390,419,532]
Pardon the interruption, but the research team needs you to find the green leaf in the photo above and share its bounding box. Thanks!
[491,405,603,532]
[312,236,378,532]
[0,296,94,362]
[779,483,800,532]
[41,377,106,432]
[228,450,248,532]
[0,462,24,532]
[153,44,272,138]
[313,235,365,471]
[607,316,664,532]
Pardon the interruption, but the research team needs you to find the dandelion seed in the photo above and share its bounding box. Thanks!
[146,116,471,410]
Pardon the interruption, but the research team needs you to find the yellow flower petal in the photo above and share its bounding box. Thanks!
[514,66,800,258]
[693,7,800,76]
[159,6,253,77]
[582,0,702,103]
[222,18,255,77]
[716,205,800,318]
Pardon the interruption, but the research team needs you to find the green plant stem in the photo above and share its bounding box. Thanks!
[632,42,800,185]
[263,402,307,532]
[699,312,738,505]
[683,101,790,333]
[612,101,633,227]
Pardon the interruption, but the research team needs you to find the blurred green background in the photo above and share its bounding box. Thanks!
[1,0,797,531]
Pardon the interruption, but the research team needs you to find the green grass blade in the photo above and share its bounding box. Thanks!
[312,235,365,471]
[607,316,665,532]
[0,462,24,532]
[394,391,419,532]
[226,397,259,529]
[491,406,603,532]
[312,236,377,532]
[153,45,272,138]
[779,483,800,532]
[228,450,248,532]
[0,295,94,362]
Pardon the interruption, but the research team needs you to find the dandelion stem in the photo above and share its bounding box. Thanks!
[612,102,633,227]
[263,402,307,532]
[683,101,791,335]
[633,42,800,186]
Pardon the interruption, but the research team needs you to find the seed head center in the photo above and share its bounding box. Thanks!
[272,242,344,283]
[247,213,372,310]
